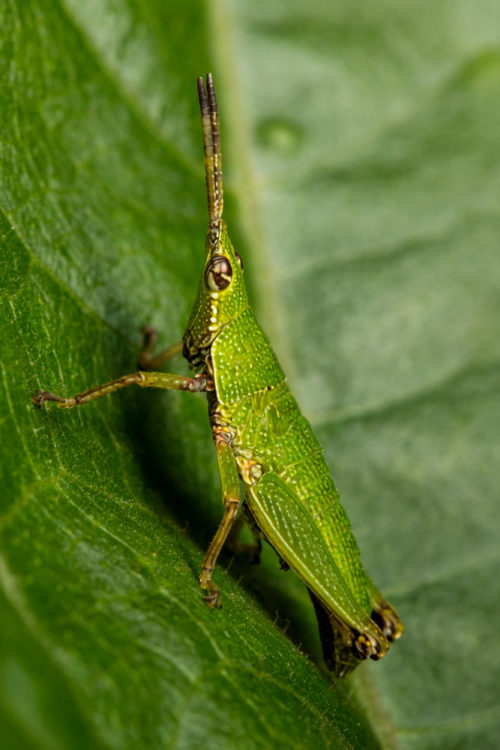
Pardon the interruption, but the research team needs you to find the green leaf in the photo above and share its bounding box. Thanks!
[1,1,499,749]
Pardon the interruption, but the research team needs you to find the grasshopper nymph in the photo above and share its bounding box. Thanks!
[33,74,403,677]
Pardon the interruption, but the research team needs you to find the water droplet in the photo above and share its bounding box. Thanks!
[256,118,303,155]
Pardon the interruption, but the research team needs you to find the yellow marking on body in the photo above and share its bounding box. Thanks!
[237,457,263,486]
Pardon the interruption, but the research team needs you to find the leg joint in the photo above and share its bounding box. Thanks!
[223,495,240,514]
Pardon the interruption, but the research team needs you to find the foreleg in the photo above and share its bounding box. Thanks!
[33,371,210,408]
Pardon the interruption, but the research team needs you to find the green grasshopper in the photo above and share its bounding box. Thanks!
[33,74,403,677]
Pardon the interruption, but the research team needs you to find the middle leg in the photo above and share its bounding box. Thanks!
[200,438,241,607]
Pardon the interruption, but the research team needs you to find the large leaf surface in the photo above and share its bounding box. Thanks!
[1,1,499,748]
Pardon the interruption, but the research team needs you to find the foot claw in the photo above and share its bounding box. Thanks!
[32,390,64,407]
[201,581,222,609]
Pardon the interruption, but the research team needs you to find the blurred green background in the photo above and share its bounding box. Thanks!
[1,1,499,748]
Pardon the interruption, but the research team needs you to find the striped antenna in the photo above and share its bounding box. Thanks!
[197,74,224,234]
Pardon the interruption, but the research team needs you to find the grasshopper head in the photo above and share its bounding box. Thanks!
[183,75,248,367]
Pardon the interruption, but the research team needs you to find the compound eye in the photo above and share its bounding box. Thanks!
[205,256,233,291]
